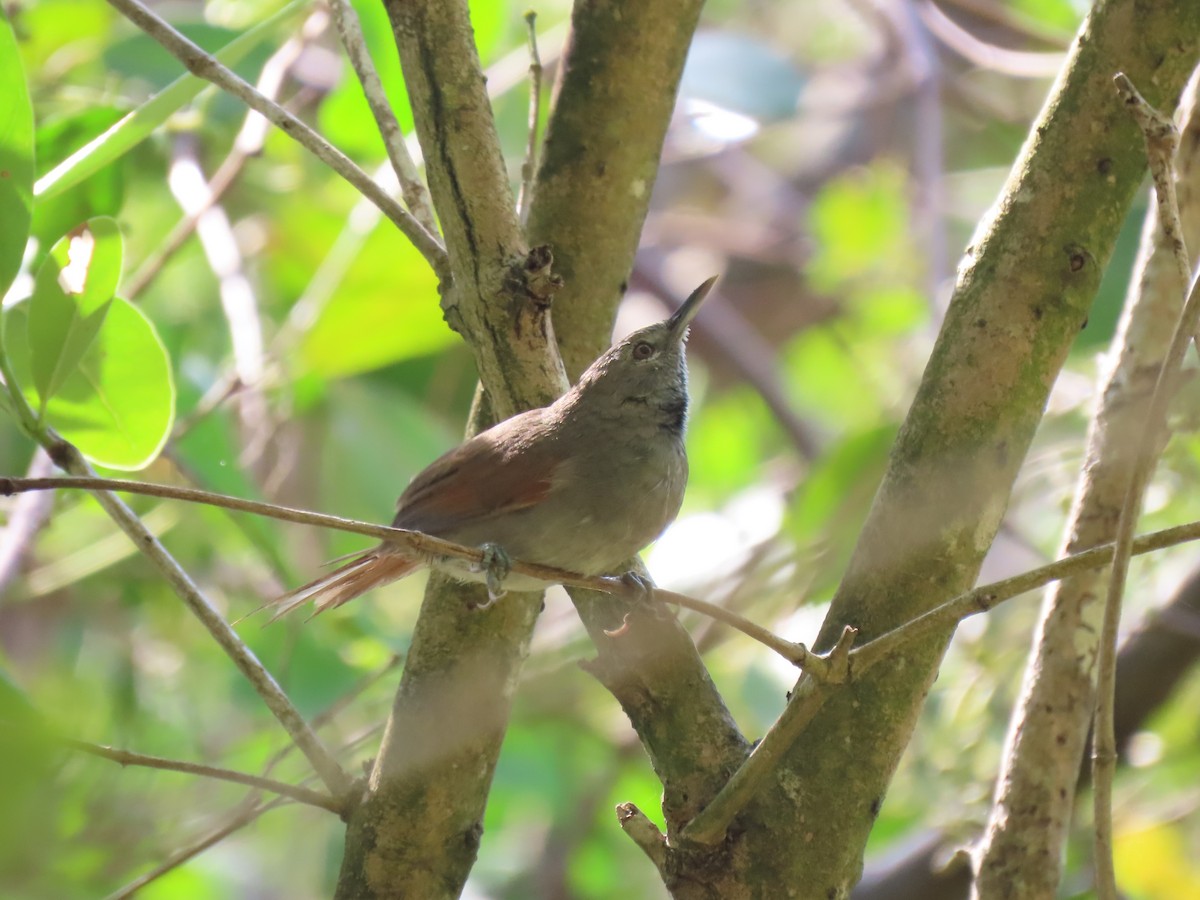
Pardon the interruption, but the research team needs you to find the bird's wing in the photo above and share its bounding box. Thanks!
[392,408,559,535]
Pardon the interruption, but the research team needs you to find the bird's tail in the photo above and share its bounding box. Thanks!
[267,548,419,621]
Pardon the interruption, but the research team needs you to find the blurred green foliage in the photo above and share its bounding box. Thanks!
[2,2,1199,899]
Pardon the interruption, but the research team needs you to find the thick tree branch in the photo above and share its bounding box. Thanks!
[332,2,571,895]
[525,0,707,378]
[977,67,1200,899]
[516,0,751,860]
[754,2,1200,896]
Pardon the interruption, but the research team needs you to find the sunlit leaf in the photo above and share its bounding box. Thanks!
[27,217,123,406]
[808,163,913,291]
[5,297,175,469]
[0,10,35,298]
[469,0,512,63]
[299,228,453,378]
[319,0,414,157]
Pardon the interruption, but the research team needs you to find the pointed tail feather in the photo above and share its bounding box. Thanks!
[266,549,419,621]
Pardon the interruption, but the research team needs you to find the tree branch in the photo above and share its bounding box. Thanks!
[525,0,707,378]
[23,444,351,800]
[104,0,450,285]
[63,738,344,814]
[124,8,322,300]
[763,1,1200,894]
[1091,75,1195,900]
[976,65,1200,899]
[518,0,750,857]
[327,0,438,236]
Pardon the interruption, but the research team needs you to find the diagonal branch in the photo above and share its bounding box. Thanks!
[976,66,1200,899]
[327,0,438,235]
[1092,74,1195,900]
[104,0,450,285]
[763,1,1200,894]
[63,737,344,813]
[31,442,351,799]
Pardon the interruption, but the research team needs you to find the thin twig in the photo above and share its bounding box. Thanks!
[681,504,1200,845]
[0,474,804,664]
[13,475,1200,682]
[124,10,322,300]
[63,737,343,813]
[23,449,351,799]
[1115,74,1190,295]
[103,797,288,900]
[517,11,543,225]
[328,0,439,235]
[1090,74,1195,900]
[105,0,451,285]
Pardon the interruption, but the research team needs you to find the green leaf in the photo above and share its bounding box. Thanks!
[27,217,123,406]
[33,0,307,200]
[469,0,511,63]
[0,10,35,298]
[31,107,128,268]
[319,0,414,157]
[299,227,453,378]
[5,297,176,469]
[807,163,913,291]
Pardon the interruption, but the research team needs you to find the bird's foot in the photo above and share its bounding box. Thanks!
[472,543,512,608]
[619,570,672,620]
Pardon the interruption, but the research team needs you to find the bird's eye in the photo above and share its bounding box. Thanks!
[632,341,655,360]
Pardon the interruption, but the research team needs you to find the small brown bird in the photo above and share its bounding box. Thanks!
[270,277,715,618]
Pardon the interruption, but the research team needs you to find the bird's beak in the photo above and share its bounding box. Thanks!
[667,276,718,344]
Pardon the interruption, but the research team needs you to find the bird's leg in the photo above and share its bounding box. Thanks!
[472,542,512,607]
[619,570,672,620]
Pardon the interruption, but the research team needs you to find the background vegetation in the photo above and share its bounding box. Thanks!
[1,0,1199,897]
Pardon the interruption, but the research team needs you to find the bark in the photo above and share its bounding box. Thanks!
[728,3,1200,897]
[334,2,564,897]
[976,70,1200,899]
[336,0,722,896]
[526,0,751,861]
[525,0,706,379]
[851,566,1200,900]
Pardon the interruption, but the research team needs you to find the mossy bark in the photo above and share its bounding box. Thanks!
[738,3,1200,897]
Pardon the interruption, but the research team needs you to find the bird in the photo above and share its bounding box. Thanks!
[268,276,716,619]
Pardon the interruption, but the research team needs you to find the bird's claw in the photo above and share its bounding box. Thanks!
[619,570,672,620]
[473,543,512,608]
